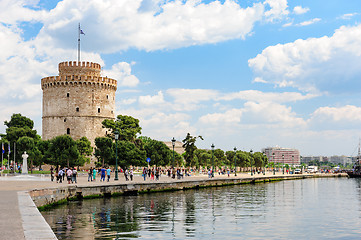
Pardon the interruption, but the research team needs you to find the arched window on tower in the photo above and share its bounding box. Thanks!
[98,108,100,113]
[76,107,79,112]
[67,128,70,135]
[67,92,69,97]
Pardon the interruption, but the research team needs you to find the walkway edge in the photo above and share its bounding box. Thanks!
[17,191,57,240]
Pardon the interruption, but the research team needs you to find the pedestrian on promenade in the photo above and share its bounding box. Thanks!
[72,168,77,183]
[155,168,159,181]
[124,168,129,181]
[227,168,230,177]
[66,168,72,184]
[88,167,93,182]
[93,168,97,181]
[151,169,155,180]
[142,167,147,181]
[50,167,54,182]
[100,167,106,182]
[106,167,111,182]
[58,168,63,183]
[130,168,134,181]
[62,168,66,181]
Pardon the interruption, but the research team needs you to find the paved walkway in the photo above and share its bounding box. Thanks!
[0,171,325,239]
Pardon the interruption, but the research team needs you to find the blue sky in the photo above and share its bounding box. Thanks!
[0,0,361,156]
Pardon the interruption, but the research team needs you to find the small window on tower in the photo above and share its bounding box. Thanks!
[67,93,69,97]
[64,118,66,122]
[98,108,100,113]
[106,95,109,99]
[67,128,70,134]
[76,107,79,112]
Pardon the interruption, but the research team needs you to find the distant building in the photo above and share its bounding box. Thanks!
[163,141,185,155]
[329,155,352,166]
[301,156,323,165]
[263,147,300,166]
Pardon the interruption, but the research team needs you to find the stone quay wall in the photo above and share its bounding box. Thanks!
[29,174,346,208]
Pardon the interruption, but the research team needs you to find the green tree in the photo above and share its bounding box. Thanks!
[76,137,93,167]
[213,148,227,167]
[16,136,42,172]
[115,140,146,168]
[102,115,142,142]
[94,137,114,167]
[143,139,172,167]
[182,133,203,167]
[48,135,79,167]
[4,113,38,143]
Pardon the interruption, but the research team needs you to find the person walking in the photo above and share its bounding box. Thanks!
[93,168,97,181]
[124,168,129,181]
[72,168,77,183]
[129,168,134,181]
[106,167,111,182]
[100,167,106,182]
[142,167,147,181]
[88,167,93,181]
[58,168,63,183]
[66,168,72,184]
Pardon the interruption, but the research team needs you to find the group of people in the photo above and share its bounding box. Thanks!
[88,167,112,182]
[51,167,78,184]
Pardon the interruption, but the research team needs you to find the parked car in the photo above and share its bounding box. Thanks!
[294,169,301,174]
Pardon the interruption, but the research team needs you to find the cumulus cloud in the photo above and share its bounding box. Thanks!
[264,0,289,22]
[103,62,140,87]
[293,6,309,15]
[138,91,165,106]
[248,24,361,93]
[298,18,321,26]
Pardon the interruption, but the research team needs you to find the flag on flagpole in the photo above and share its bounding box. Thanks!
[1,143,4,154]
[80,29,85,35]
[8,143,10,154]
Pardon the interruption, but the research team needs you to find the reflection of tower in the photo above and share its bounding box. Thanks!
[41,61,117,147]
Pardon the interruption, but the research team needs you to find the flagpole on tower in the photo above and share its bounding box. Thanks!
[78,23,81,62]
[78,23,85,62]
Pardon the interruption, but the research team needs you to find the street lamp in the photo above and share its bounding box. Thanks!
[211,144,215,178]
[282,154,285,174]
[262,151,266,175]
[114,130,119,181]
[272,152,275,175]
[250,149,253,176]
[234,147,237,176]
[292,155,294,173]
[171,137,176,169]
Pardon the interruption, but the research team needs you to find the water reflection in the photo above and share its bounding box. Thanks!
[42,178,361,239]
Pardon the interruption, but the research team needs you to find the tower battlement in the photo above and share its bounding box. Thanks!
[41,75,117,90]
[59,61,101,76]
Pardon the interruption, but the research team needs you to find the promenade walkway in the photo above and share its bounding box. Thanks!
[0,171,339,240]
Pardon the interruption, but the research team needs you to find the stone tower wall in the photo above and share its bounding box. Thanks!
[41,61,117,148]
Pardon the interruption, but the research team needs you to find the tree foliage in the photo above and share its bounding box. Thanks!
[47,135,79,167]
[102,115,142,142]
[143,139,172,167]
[115,140,146,168]
[94,137,114,167]
[182,133,203,167]
[76,137,93,166]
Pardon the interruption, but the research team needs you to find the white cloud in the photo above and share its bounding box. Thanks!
[338,13,358,20]
[312,105,361,122]
[264,0,289,22]
[293,6,309,15]
[138,91,165,106]
[298,18,321,26]
[103,62,140,87]
[219,90,318,103]
[248,24,361,93]
[0,0,46,24]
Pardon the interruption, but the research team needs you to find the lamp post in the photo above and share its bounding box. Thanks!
[282,154,285,174]
[234,147,237,176]
[171,137,176,169]
[250,149,253,176]
[211,144,215,178]
[292,155,294,173]
[273,152,275,175]
[263,151,266,175]
[114,130,119,181]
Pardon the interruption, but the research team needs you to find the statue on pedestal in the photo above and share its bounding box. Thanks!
[22,151,28,175]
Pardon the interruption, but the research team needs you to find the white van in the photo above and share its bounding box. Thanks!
[307,166,318,173]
